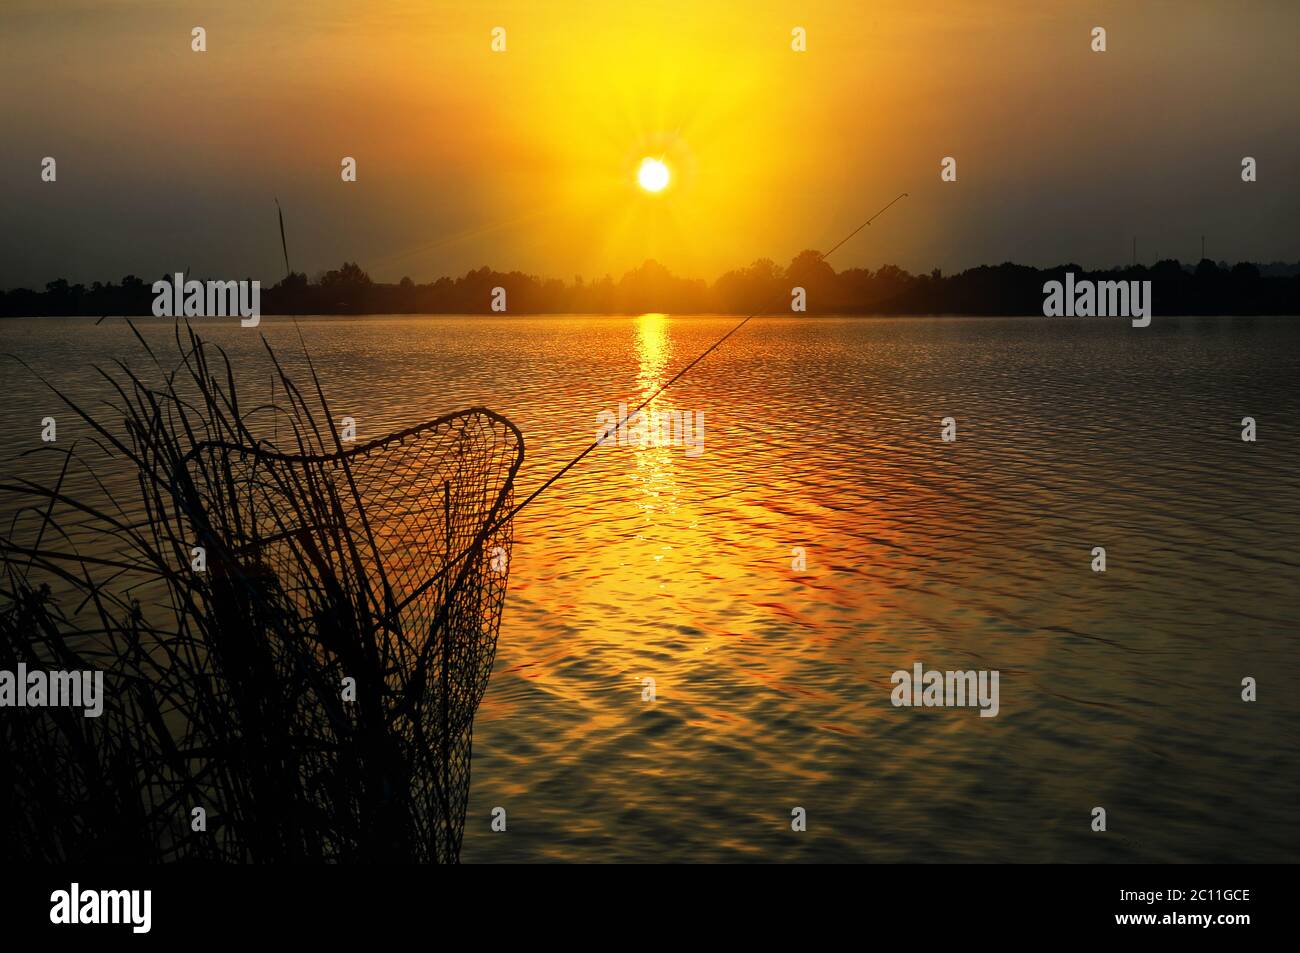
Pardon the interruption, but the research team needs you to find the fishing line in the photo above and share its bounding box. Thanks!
[401,191,908,599]
[501,192,908,522]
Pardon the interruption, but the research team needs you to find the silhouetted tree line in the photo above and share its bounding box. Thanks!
[4,253,1298,316]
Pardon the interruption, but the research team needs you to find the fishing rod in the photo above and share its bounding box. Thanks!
[505,192,908,523]
[397,192,909,604]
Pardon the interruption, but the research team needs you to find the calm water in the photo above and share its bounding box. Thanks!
[2,314,1298,863]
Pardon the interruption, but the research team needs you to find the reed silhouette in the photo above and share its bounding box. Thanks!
[0,322,522,862]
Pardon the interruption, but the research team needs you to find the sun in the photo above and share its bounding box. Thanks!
[636,156,671,193]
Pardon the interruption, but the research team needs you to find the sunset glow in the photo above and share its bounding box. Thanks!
[637,158,671,193]
[4,0,1294,288]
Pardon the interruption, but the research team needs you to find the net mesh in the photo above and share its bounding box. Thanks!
[181,408,523,862]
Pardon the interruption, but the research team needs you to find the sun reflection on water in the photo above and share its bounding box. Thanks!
[631,313,681,545]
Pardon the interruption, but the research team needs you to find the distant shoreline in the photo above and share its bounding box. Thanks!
[5,257,1298,318]
[6,312,1299,322]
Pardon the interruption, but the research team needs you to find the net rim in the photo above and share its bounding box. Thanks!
[180,405,524,475]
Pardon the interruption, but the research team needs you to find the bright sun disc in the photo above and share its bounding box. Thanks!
[637,157,670,192]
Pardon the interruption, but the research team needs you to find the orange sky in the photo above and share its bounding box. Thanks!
[2,0,1297,286]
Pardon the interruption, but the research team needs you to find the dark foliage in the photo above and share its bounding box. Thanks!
[5,256,1298,317]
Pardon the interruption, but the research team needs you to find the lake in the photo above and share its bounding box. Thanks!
[2,313,1297,862]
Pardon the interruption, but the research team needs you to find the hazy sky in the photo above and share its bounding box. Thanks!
[2,0,1298,288]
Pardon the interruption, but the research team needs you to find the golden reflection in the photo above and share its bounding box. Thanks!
[635,312,670,398]
[631,313,680,546]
